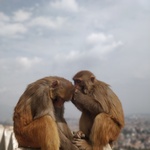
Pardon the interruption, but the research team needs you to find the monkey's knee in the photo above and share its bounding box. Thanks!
[90,113,120,145]
[35,116,60,149]
[98,114,121,141]
[17,116,60,149]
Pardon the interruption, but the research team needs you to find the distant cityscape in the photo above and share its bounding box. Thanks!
[1,114,150,150]
[113,114,150,150]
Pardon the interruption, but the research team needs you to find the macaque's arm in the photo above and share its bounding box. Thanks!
[72,90,103,115]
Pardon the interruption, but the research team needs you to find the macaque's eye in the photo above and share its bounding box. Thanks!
[75,79,81,84]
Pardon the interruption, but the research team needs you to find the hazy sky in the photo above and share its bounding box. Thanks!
[0,0,150,122]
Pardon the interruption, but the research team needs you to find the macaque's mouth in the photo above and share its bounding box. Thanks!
[74,86,85,93]
[53,98,65,108]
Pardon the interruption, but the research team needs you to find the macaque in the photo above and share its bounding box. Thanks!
[13,76,78,150]
[72,70,125,150]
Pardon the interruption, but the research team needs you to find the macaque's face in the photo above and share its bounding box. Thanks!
[73,71,95,94]
[74,78,84,91]
[52,81,74,108]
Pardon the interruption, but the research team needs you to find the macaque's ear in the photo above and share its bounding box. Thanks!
[51,80,59,88]
[90,76,95,83]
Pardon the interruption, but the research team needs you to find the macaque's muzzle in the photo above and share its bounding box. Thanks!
[53,97,65,108]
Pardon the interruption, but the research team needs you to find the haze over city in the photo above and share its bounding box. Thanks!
[0,0,150,123]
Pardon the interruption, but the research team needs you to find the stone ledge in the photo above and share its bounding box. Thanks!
[0,124,112,150]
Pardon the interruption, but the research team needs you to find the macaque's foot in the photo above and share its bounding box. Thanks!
[73,138,92,150]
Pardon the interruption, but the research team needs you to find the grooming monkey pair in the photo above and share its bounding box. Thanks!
[13,70,124,150]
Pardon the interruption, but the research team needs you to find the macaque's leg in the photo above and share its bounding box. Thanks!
[58,127,79,150]
[90,113,120,149]
[18,116,60,150]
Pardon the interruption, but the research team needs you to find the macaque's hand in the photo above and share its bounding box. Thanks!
[73,130,85,139]
[73,89,84,102]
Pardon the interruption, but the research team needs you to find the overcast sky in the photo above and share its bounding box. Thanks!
[0,0,150,123]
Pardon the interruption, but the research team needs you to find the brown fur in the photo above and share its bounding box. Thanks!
[13,76,78,150]
[72,70,125,150]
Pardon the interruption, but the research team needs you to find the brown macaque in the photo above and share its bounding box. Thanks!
[72,70,125,150]
[13,76,78,150]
